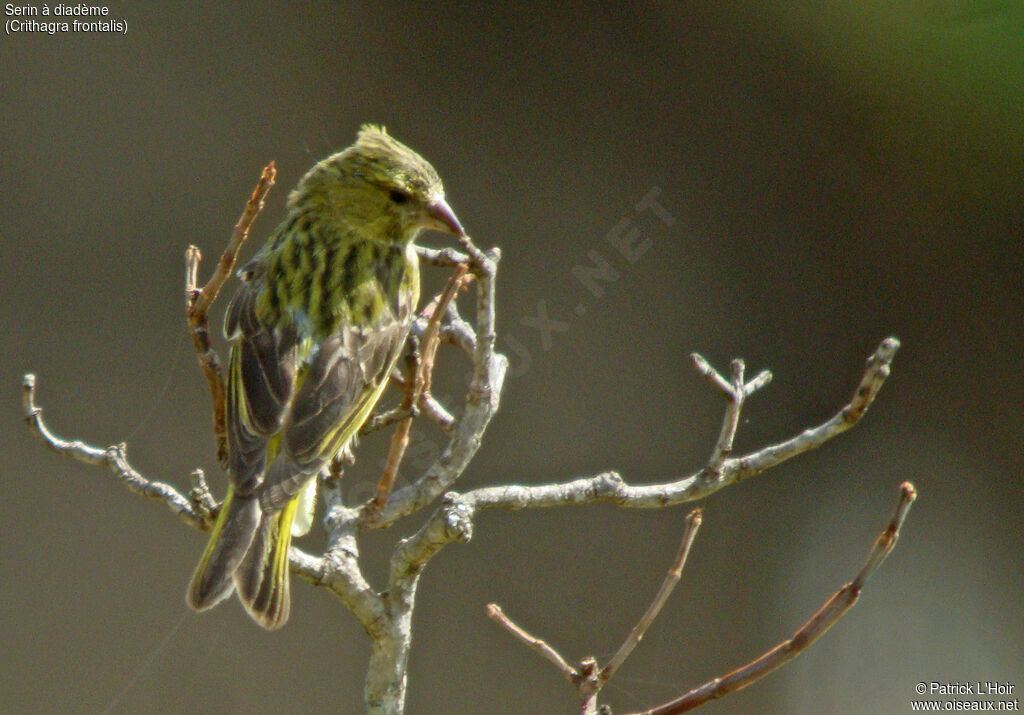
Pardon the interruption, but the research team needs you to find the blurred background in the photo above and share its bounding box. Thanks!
[3,3,1022,713]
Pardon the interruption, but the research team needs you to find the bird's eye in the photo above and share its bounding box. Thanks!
[389,189,410,205]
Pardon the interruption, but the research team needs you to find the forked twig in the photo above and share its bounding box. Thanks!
[635,482,918,715]
[691,356,772,473]
[432,338,900,516]
[481,483,915,714]
[485,509,704,713]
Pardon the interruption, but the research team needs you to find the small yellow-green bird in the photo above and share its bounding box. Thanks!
[187,125,465,629]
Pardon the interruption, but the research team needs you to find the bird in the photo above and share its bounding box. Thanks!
[187,125,465,629]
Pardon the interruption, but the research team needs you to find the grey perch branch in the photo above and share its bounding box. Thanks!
[21,372,383,625]
[20,225,505,715]
[20,158,909,715]
[400,337,898,556]
[22,373,208,529]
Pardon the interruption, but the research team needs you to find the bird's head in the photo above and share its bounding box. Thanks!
[291,125,465,244]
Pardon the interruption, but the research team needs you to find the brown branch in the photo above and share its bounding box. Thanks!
[185,161,276,464]
[635,481,918,715]
[476,480,915,713]
[486,604,579,685]
[601,508,703,684]
[484,510,704,713]
[361,242,506,530]
[359,405,416,436]
[419,265,472,397]
[373,349,420,510]
[369,263,470,509]
[418,391,456,434]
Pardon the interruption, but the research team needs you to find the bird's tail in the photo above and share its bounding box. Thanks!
[232,496,299,630]
[186,487,261,612]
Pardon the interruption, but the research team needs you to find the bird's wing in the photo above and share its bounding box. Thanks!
[259,311,411,510]
[224,279,298,494]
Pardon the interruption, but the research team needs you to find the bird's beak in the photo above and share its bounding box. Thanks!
[422,197,466,237]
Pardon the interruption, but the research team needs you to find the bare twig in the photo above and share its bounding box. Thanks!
[486,604,579,684]
[359,405,416,436]
[370,263,470,509]
[457,234,497,274]
[416,245,469,267]
[691,356,772,474]
[689,353,734,396]
[21,374,207,528]
[371,346,420,506]
[416,266,471,399]
[730,337,900,480]
[188,161,277,322]
[482,510,703,712]
[635,481,918,715]
[601,508,703,683]
[440,300,477,356]
[361,242,507,530]
[419,338,898,518]
[188,468,217,518]
[185,161,276,464]
[375,336,902,712]
[375,422,414,510]
[418,392,457,434]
